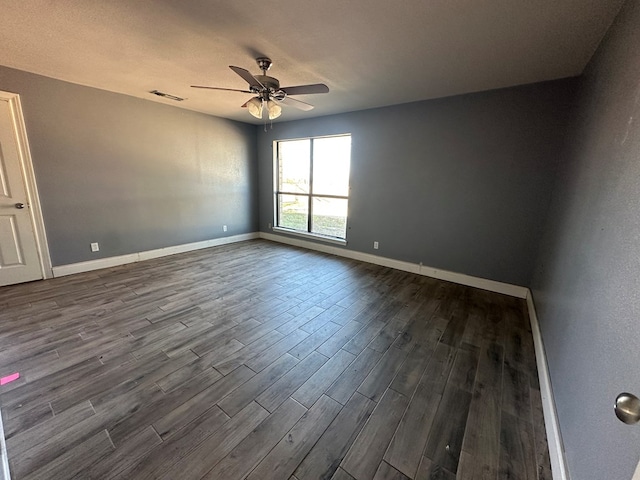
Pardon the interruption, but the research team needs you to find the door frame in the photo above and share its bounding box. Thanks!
[0,90,52,281]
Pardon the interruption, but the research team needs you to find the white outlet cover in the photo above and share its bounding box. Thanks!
[90,242,99,252]
[223,225,227,232]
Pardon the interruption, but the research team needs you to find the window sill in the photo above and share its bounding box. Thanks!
[272,227,347,246]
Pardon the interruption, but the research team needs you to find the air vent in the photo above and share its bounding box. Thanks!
[150,90,185,102]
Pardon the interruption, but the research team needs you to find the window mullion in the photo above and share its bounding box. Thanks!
[308,138,313,234]
[275,142,280,228]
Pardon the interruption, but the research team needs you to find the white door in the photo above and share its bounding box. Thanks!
[0,95,43,286]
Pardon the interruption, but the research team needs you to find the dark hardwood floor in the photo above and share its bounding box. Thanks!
[0,240,552,479]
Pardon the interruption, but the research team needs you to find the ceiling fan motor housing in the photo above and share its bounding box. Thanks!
[253,57,286,100]
[254,75,280,91]
[253,75,285,100]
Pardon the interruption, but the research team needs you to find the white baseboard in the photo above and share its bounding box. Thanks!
[51,233,260,277]
[526,291,569,480]
[0,404,10,480]
[633,459,640,480]
[53,252,140,277]
[52,230,527,298]
[259,232,528,298]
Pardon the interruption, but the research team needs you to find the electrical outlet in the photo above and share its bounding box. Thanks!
[90,242,99,252]
[373,241,379,249]
[223,225,227,232]
[268,222,272,229]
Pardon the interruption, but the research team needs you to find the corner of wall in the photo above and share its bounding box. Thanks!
[526,290,570,480]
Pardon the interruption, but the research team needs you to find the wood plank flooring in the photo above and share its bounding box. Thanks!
[0,240,552,479]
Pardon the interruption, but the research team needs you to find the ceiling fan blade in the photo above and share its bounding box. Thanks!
[280,96,314,111]
[280,84,329,96]
[229,66,265,89]
[191,85,253,93]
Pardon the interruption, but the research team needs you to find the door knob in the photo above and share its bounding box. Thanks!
[15,203,25,209]
[615,393,640,425]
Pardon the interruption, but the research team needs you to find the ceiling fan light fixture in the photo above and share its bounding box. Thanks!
[267,100,282,120]
[246,97,263,119]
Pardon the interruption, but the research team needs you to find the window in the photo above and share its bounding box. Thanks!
[275,135,351,241]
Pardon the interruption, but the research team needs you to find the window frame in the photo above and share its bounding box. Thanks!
[273,134,351,244]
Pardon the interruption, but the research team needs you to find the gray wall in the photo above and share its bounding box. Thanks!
[531,0,640,478]
[0,66,258,266]
[258,80,576,286]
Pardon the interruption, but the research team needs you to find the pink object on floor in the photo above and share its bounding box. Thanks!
[0,372,20,385]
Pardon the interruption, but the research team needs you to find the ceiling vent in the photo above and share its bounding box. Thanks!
[150,90,184,101]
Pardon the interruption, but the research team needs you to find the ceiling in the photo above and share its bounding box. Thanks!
[0,0,625,124]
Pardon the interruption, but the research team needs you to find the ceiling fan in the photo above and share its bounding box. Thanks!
[192,57,329,120]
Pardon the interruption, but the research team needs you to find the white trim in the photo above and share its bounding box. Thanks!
[271,226,347,246]
[53,253,140,277]
[52,233,259,277]
[259,232,528,298]
[0,404,10,480]
[0,91,53,280]
[136,233,258,261]
[633,458,640,480]
[526,291,569,480]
